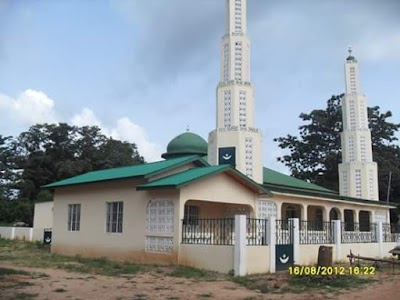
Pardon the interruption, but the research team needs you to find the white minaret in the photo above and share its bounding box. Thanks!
[338,47,379,200]
[208,0,263,183]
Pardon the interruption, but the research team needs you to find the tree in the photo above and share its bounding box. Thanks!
[12,123,145,202]
[274,95,400,202]
[0,123,146,224]
[0,135,20,200]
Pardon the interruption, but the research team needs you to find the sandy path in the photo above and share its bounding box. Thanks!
[0,262,399,300]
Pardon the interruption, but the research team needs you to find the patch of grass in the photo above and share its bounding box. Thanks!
[0,267,31,277]
[288,274,376,291]
[230,276,259,290]
[154,286,172,290]
[14,281,35,288]
[31,272,50,278]
[169,266,217,279]
[133,294,147,300]
[0,238,143,276]
[13,293,39,300]
[231,270,377,295]
[197,293,213,298]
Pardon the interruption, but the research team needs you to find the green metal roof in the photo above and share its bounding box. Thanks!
[137,165,269,194]
[42,155,208,189]
[267,184,396,207]
[263,167,336,194]
[263,167,395,207]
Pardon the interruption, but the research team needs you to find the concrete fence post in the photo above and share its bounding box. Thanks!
[267,216,276,273]
[234,215,247,276]
[289,218,300,265]
[10,227,15,240]
[29,228,33,242]
[333,220,341,261]
[377,222,383,257]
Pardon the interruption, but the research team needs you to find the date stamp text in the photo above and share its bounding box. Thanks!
[289,266,376,276]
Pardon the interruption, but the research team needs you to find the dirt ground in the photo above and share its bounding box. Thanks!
[0,261,399,300]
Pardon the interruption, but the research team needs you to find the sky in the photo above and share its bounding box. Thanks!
[1,0,400,174]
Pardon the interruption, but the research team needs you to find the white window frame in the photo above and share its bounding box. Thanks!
[106,201,124,233]
[68,204,81,232]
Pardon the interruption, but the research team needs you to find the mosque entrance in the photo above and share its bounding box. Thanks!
[275,219,294,271]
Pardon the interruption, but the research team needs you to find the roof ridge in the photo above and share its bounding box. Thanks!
[263,167,336,193]
[42,155,205,189]
[86,155,199,174]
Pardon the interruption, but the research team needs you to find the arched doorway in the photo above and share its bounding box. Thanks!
[281,203,302,221]
[329,208,341,221]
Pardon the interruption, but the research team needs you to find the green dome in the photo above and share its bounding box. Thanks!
[346,55,356,62]
[162,132,207,159]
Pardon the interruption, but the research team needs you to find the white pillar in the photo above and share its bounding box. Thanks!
[234,215,247,276]
[377,222,383,257]
[29,228,33,242]
[333,220,341,261]
[267,216,276,273]
[10,227,15,240]
[289,218,300,265]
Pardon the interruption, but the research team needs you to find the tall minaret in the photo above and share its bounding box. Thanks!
[338,47,379,200]
[208,0,263,183]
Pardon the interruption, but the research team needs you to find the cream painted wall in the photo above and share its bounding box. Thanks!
[180,172,258,209]
[246,246,270,274]
[179,244,234,273]
[185,200,252,218]
[299,244,336,265]
[52,178,180,264]
[33,201,54,228]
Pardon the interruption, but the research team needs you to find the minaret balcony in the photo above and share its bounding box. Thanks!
[218,80,252,87]
[217,126,259,133]
[222,33,245,39]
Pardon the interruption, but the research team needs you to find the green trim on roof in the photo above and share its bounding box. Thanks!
[265,184,396,208]
[42,155,208,189]
[137,165,270,194]
[137,165,229,190]
[263,167,337,194]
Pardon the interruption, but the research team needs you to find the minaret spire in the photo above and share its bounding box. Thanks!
[208,0,263,183]
[338,48,379,200]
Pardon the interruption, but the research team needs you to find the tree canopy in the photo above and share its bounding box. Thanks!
[274,95,400,203]
[0,123,145,225]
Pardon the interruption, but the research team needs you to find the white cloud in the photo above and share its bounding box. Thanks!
[70,108,102,127]
[0,89,162,162]
[110,117,162,162]
[0,89,57,125]
[70,109,162,162]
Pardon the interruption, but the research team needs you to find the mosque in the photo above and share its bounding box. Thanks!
[40,0,396,272]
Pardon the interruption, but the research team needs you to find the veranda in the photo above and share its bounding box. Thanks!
[180,216,400,275]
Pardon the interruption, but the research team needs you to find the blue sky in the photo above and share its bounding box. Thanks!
[1,0,399,173]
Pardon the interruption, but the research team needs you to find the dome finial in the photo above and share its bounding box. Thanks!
[348,45,352,56]
[186,125,190,132]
